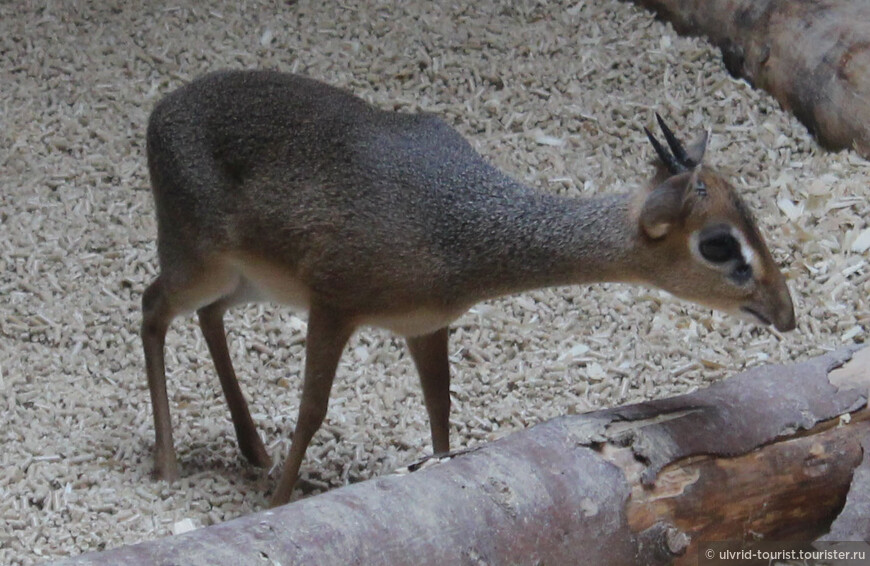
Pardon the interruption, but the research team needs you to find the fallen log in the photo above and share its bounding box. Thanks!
[54,347,869,566]
[628,0,870,158]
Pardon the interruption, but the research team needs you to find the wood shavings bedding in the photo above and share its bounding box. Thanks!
[1,1,868,563]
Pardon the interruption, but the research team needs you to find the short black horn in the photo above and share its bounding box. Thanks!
[644,126,684,175]
[655,113,695,168]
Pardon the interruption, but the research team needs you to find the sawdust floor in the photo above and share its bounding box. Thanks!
[2,1,869,563]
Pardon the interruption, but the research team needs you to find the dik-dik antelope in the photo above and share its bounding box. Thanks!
[141,70,795,506]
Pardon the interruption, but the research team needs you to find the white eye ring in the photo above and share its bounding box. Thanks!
[689,225,756,271]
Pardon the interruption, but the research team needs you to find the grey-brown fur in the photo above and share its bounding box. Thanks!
[142,70,795,505]
[147,71,640,316]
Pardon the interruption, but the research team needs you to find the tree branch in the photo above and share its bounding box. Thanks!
[629,0,870,157]
[54,347,869,566]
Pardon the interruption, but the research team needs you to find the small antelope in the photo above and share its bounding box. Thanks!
[142,70,795,506]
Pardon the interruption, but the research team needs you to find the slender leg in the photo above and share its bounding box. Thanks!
[406,327,451,454]
[198,301,272,468]
[270,304,353,507]
[141,278,179,481]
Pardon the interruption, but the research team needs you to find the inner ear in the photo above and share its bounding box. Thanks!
[639,173,692,239]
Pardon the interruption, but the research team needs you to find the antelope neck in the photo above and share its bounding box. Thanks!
[456,189,643,300]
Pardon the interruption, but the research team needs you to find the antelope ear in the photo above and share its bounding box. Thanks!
[685,129,710,165]
[639,174,692,239]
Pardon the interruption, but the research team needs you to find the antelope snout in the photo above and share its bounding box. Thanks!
[745,279,796,332]
[770,277,796,332]
[772,295,796,332]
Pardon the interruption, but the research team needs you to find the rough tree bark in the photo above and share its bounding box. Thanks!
[628,0,870,157]
[51,346,870,566]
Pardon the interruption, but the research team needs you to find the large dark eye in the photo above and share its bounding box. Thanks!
[699,234,741,263]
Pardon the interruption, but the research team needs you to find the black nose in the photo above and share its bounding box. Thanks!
[773,283,796,332]
[774,307,796,332]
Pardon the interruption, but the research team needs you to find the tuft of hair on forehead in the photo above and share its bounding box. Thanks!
[648,160,676,187]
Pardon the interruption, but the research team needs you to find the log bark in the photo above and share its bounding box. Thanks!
[53,347,870,566]
[628,0,870,157]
